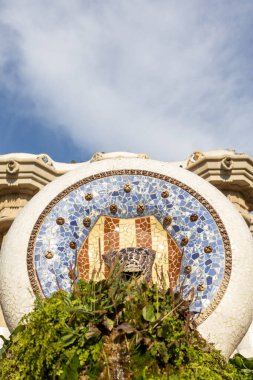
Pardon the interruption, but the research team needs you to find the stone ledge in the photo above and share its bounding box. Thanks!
[187,152,253,214]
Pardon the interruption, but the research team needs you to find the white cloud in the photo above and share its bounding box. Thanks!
[0,0,253,160]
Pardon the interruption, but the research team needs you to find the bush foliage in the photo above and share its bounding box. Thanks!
[0,266,250,379]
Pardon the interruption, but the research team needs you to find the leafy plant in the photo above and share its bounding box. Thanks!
[230,354,253,378]
[0,265,248,379]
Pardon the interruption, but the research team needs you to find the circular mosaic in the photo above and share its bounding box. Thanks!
[27,170,231,324]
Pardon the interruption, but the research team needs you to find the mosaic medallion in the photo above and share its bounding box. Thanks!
[27,170,231,324]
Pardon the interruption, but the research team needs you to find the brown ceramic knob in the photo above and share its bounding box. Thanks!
[197,283,206,292]
[69,241,77,250]
[163,216,172,227]
[85,193,93,201]
[56,217,65,225]
[190,214,198,222]
[161,190,169,199]
[204,245,213,254]
[184,266,192,274]
[181,237,189,247]
[45,250,54,259]
[83,217,91,227]
[137,203,145,214]
[124,184,132,193]
[110,204,118,214]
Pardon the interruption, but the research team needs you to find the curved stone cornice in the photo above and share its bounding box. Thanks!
[0,154,65,240]
[187,152,253,212]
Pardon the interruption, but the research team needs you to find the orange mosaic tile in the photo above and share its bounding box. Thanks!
[135,217,152,249]
[104,217,120,277]
[104,217,120,252]
[167,234,183,288]
[77,238,89,281]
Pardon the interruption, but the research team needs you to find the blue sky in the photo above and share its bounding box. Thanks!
[0,118,87,163]
[0,88,88,162]
[0,0,253,163]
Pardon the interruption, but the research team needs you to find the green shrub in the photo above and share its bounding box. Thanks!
[0,267,248,379]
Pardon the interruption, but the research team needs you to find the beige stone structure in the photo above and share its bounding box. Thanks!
[0,154,59,246]
[1,149,253,356]
[186,149,253,230]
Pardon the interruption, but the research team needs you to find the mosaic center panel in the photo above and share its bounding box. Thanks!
[77,215,183,288]
[27,171,231,322]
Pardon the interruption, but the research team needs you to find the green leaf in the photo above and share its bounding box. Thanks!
[230,354,247,369]
[59,353,79,380]
[11,324,26,337]
[0,335,9,345]
[241,356,253,370]
[142,304,156,322]
[0,338,10,360]
[61,333,78,347]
